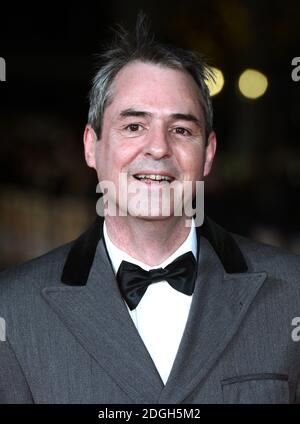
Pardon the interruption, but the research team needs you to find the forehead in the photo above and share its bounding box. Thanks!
[107,61,203,118]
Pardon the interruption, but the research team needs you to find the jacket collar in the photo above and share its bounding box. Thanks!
[61,215,248,286]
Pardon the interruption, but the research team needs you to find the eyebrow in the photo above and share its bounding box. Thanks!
[119,109,151,119]
[170,113,202,128]
[119,108,203,128]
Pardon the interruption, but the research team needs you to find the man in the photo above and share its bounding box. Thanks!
[0,15,300,404]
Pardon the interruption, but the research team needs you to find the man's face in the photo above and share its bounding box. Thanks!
[84,60,216,220]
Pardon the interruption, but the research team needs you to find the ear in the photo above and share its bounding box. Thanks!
[203,131,217,177]
[83,125,98,169]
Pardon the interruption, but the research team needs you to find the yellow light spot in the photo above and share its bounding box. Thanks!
[206,67,224,96]
[238,68,268,99]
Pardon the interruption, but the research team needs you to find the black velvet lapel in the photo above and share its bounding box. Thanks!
[61,215,248,286]
[199,216,248,273]
[61,217,103,286]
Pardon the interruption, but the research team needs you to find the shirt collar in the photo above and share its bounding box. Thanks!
[103,219,197,274]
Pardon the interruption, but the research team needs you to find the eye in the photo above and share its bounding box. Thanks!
[124,123,143,132]
[172,127,192,136]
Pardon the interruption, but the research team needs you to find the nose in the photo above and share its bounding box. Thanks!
[143,123,171,160]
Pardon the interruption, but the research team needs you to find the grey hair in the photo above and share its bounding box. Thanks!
[88,13,215,140]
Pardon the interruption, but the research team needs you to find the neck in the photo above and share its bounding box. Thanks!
[104,215,192,267]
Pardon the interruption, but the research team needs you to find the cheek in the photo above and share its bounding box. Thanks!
[95,137,139,179]
[94,142,115,182]
[176,144,204,179]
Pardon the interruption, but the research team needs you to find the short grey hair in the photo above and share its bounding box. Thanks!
[88,13,215,140]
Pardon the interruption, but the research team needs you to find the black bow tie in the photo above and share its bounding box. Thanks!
[116,251,197,310]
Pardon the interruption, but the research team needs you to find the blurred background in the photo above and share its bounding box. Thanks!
[1,0,300,270]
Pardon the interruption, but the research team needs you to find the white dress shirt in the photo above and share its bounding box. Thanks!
[103,220,197,385]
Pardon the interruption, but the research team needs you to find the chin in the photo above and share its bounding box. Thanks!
[128,214,176,222]
[127,204,180,220]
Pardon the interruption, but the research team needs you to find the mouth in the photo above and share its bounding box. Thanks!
[132,173,175,184]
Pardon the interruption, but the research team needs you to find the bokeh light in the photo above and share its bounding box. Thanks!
[238,68,268,99]
[206,67,225,96]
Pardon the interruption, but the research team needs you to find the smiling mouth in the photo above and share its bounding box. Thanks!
[133,173,175,183]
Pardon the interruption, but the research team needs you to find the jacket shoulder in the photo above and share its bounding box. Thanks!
[232,232,300,277]
[0,241,73,293]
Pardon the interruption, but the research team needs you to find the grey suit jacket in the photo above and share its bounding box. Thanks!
[0,216,300,404]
